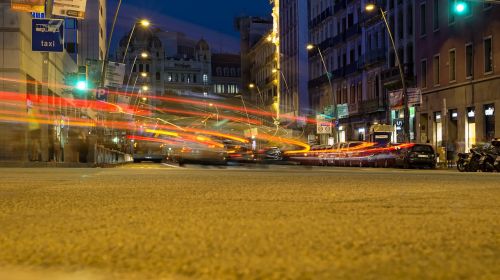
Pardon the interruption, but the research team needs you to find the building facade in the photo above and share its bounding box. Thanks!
[0,3,78,161]
[78,0,107,64]
[276,0,310,118]
[211,53,242,96]
[248,32,277,108]
[234,16,273,101]
[415,0,500,152]
[117,29,212,102]
[308,0,390,143]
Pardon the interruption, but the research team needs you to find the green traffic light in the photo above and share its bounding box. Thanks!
[454,1,467,14]
[76,80,88,91]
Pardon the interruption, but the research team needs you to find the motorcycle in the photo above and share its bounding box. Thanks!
[456,152,471,172]
[478,146,498,172]
[457,147,482,172]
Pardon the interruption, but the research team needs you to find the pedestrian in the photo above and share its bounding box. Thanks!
[446,141,456,168]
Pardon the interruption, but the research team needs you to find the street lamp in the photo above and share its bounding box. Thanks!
[248,83,264,107]
[122,19,151,63]
[365,2,410,142]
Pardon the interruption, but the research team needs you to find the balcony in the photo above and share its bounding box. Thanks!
[361,99,384,114]
[309,7,332,29]
[344,63,360,76]
[345,24,361,40]
[308,73,331,88]
[265,54,275,64]
[381,63,414,85]
[265,76,276,85]
[348,103,360,115]
[332,67,345,79]
[334,1,346,14]
[358,48,386,69]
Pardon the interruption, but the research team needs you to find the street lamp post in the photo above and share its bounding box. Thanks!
[249,83,264,108]
[121,20,151,64]
[366,3,410,142]
[125,52,149,93]
[307,44,337,142]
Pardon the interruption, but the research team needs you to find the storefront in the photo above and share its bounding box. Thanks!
[465,107,476,150]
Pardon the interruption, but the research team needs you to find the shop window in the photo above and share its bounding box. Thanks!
[434,112,443,147]
[466,107,476,150]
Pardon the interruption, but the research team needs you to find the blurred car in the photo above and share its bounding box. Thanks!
[132,141,165,163]
[173,145,227,165]
[394,144,437,169]
[256,147,283,162]
[227,146,256,163]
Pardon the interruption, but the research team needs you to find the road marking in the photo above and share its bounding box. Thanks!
[162,163,182,168]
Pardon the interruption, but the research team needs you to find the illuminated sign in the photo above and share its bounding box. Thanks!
[485,107,495,116]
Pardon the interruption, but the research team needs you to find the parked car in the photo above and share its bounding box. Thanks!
[394,144,437,169]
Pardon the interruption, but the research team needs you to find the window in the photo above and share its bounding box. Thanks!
[421,59,427,88]
[398,9,404,39]
[484,37,493,73]
[156,72,160,81]
[433,0,439,31]
[465,43,473,78]
[449,49,456,82]
[420,3,426,36]
[139,64,143,72]
[433,54,440,86]
[407,4,413,35]
[448,3,455,25]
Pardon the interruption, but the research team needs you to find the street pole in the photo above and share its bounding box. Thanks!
[39,0,54,162]
[379,8,409,142]
[310,45,337,143]
[122,24,137,64]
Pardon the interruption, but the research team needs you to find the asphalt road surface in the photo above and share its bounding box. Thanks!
[0,164,499,279]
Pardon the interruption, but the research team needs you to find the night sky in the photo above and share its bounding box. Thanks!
[109,0,272,54]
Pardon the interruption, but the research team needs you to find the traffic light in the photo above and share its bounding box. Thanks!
[452,1,468,15]
[75,66,88,93]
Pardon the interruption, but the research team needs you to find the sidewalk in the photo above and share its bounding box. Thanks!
[0,161,128,168]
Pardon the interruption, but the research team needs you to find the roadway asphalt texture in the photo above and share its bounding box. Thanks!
[0,164,499,279]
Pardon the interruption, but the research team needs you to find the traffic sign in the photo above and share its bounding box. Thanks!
[96,88,108,101]
[31,19,64,52]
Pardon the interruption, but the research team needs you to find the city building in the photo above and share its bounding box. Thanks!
[247,31,277,108]
[78,0,107,64]
[415,1,500,151]
[117,29,212,102]
[275,0,310,118]
[234,16,273,101]
[308,0,385,143]
[0,4,78,161]
[211,53,242,96]
[378,0,417,143]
